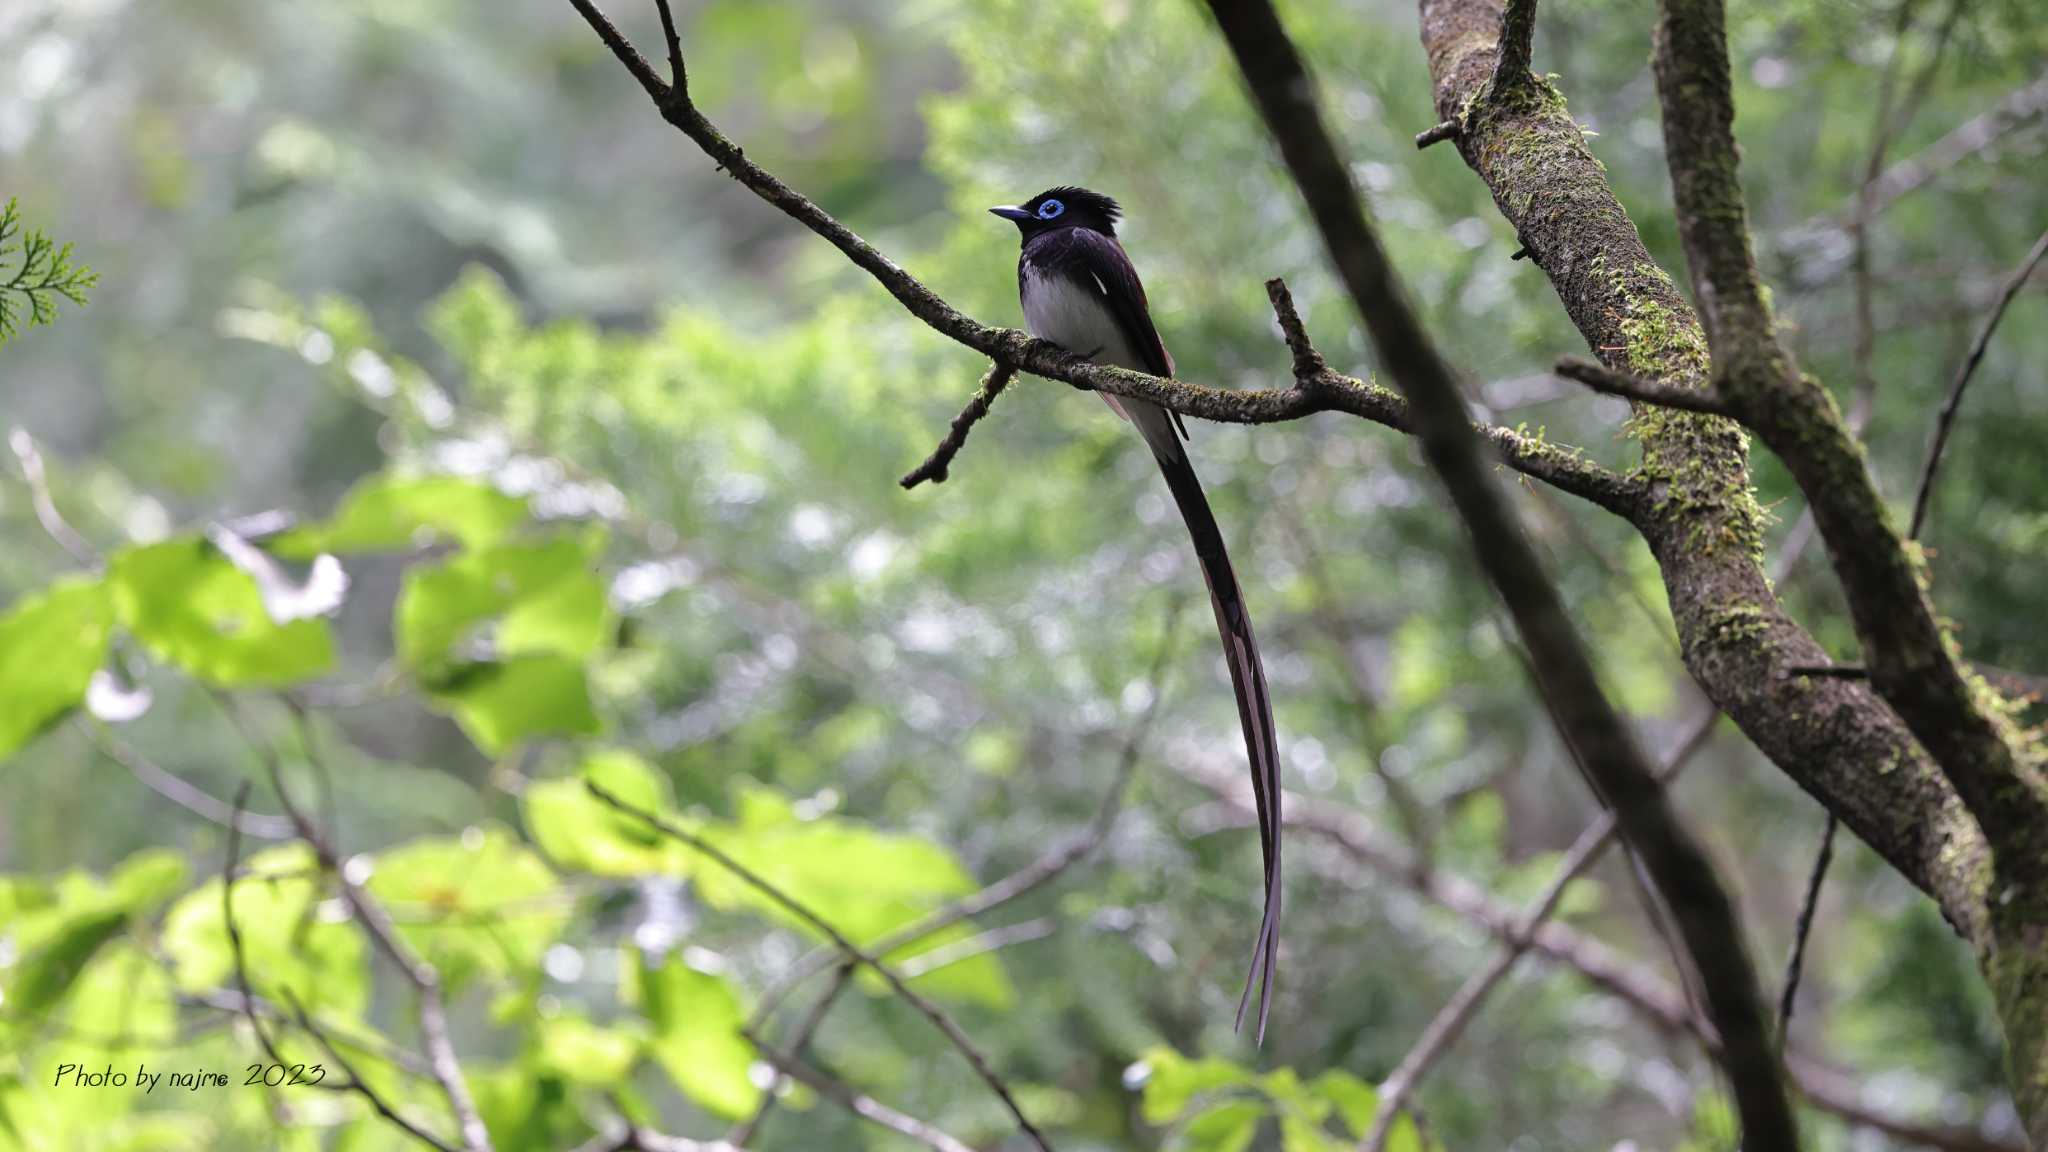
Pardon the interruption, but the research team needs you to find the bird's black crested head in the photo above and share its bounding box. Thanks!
[989,186,1122,238]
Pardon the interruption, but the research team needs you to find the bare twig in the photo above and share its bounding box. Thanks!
[224,786,461,1152]
[727,961,856,1148]
[900,362,1018,488]
[1777,813,1838,1051]
[1787,72,2048,257]
[221,697,492,1152]
[1202,1,1796,1144]
[1415,120,1462,149]
[8,427,94,563]
[1909,226,2048,539]
[896,918,1057,979]
[1361,811,1610,1150]
[744,1038,976,1152]
[83,721,295,838]
[1555,356,1728,415]
[585,781,1054,1152]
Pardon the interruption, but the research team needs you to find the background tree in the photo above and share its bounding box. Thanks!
[1,0,2043,1150]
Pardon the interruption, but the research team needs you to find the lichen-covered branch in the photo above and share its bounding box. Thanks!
[1416,0,2048,1134]
[1201,1,1796,1145]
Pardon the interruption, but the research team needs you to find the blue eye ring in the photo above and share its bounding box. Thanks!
[1036,199,1065,220]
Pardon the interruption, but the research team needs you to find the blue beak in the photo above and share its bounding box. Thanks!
[988,206,1034,222]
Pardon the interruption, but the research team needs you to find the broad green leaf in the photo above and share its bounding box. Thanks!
[1137,1046,1256,1125]
[426,655,600,754]
[2,906,124,1025]
[396,530,608,667]
[0,850,187,1027]
[536,1011,643,1085]
[524,750,688,876]
[59,942,176,1055]
[1176,1100,1263,1152]
[470,1063,590,1152]
[160,843,367,1018]
[0,577,112,759]
[365,826,565,992]
[272,473,528,558]
[629,949,760,1119]
[107,538,333,685]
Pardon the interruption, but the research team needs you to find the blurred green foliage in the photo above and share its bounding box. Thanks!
[2,0,2042,1149]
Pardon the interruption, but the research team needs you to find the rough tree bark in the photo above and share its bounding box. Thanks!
[1416,0,2048,1138]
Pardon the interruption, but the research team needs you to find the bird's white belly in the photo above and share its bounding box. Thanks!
[1020,262,1180,456]
[1020,264,1147,372]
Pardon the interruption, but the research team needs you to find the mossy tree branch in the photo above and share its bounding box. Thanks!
[1202,1,1796,1145]
[1419,0,2048,1134]
[1651,0,2048,1134]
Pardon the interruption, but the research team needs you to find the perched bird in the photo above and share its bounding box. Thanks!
[991,187,1282,1041]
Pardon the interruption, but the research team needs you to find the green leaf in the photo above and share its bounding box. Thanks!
[58,943,176,1055]
[365,826,565,992]
[1137,1046,1256,1125]
[629,949,760,1119]
[0,850,187,1027]
[107,539,334,685]
[159,843,368,1018]
[396,530,608,668]
[536,1012,643,1085]
[2,907,124,1024]
[524,750,689,876]
[426,655,600,754]
[1176,1100,1263,1152]
[271,473,529,558]
[0,577,112,759]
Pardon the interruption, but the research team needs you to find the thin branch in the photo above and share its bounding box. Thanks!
[83,721,296,838]
[1786,72,2048,256]
[651,0,682,89]
[743,1038,976,1152]
[1202,2,1796,1144]
[895,918,1057,980]
[1361,811,1610,1150]
[224,786,461,1152]
[287,989,471,1152]
[1777,813,1837,1051]
[9,427,94,563]
[585,781,1054,1152]
[560,0,1639,515]
[1415,120,1462,149]
[727,961,855,1148]
[1489,0,1539,96]
[900,362,1017,488]
[1909,226,2048,539]
[1554,356,1728,415]
[222,697,492,1152]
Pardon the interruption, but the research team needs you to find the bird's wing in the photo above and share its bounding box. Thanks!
[1066,230,1281,1040]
